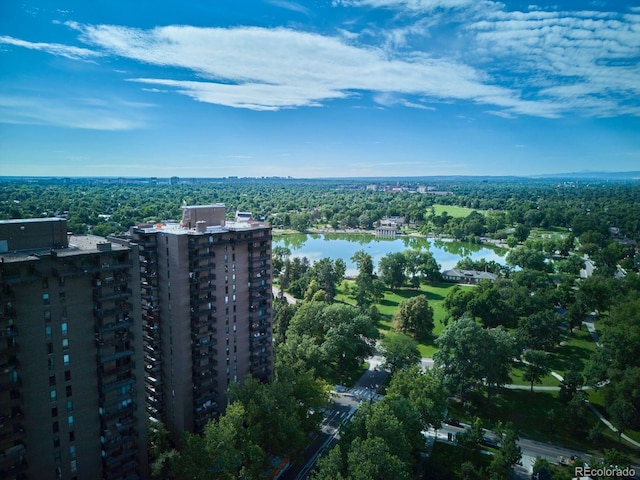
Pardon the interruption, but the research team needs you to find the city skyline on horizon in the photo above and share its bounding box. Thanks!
[1,1,639,178]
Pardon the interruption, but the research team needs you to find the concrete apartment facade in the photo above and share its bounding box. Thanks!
[0,218,147,480]
[123,204,273,440]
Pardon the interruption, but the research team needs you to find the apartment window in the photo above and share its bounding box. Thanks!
[59,276,65,287]
[61,323,68,336]
[66,386,72,398]
[68,416,74,430]
[48,358,55,371]
[47,343,54,355]
[45,326,52,339]
[69,445,76,460]
[59,292,66,303]
[49,375,56,386]
[43,293,50,305]
[51,406,58,418]
[50,389,57,402]
[52,421,59,434]
[71,460,77,473]
[67,400,73,412]
[62,338,69,350]
[232,294,236,303]
[53,437,60,448]
[65,370,71,382]
[63,354,70,367]
[44,310,51,322]
[69,431,75,442]
[232,253,235,261]
[42,278,49,289]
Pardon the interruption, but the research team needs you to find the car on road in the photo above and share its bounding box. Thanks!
[444,418,461,427]
[480,436,499,448]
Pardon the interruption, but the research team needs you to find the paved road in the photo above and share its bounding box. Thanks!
[272,286,297,304]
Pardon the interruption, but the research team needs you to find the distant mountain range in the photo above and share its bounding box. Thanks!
[528,171,640,180]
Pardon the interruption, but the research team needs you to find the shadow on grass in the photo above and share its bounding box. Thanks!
[424,441,490,479]
[547,344,592,375]
[447,388,639,458]
[329,362,369,388]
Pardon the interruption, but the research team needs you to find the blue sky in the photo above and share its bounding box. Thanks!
[1,0,639,178]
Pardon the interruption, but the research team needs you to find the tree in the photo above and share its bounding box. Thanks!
[392,295,434,338]
[487,423,521,479]
[380,334,420,373]
[467,280,514,328]
[443,285,474,321]
[379,252,407,289]
[514,223,530,243]
[435,316,515,403]
[352,250,375,308]
[517,310,562,351]
[521,350,550,392]
[506,247,549,271]
[405,249,441,285]
[482,327,517,404]
[559,365,584,404]
[455,417,484,461]
[385,365,447,431]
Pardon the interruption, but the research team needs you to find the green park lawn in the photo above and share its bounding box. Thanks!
[509,367,561,388]
[545,329,599,378]
[431,204,487,218]
[336,280,470,357]
[529,226,571,241]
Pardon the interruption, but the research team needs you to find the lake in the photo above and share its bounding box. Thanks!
[273,233,507,277]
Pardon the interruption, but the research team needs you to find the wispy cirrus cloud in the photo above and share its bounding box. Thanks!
[3,2,639,120]
[0,35,101,60]
[64,22,560,116]
[333,0,479,12]
[267,0,312,16]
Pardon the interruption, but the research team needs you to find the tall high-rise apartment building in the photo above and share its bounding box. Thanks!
[0,218,147,480]
[123,204,273,440]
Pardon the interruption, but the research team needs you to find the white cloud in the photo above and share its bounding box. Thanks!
[67,23,560,116]
[335,0,478,12]
[485,110,516,119]
[465,8,640,116]
[0,35,101,60]
[267,0,312,16]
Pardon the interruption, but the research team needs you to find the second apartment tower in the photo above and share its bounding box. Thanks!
[126,204,273,439]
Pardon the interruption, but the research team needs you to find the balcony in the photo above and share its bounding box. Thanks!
[100,402,137,421]
[193,389,217,406]
[193,375,217,391]
[99,377,135,395]
[99,349,135,364]
[103,446,137,467]
[100,362,134,379]
[96,331,132,349]
[93,288,132,303]
[250,331,269,342]
[145,376,162,387]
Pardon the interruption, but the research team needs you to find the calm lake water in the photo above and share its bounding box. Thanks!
[273,233,507,277]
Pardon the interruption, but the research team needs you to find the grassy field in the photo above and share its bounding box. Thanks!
[336,280,469,357]
[509,366,562,388]
[545,329,599,378]
[431,204,486,218]
[530,226,571,241]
